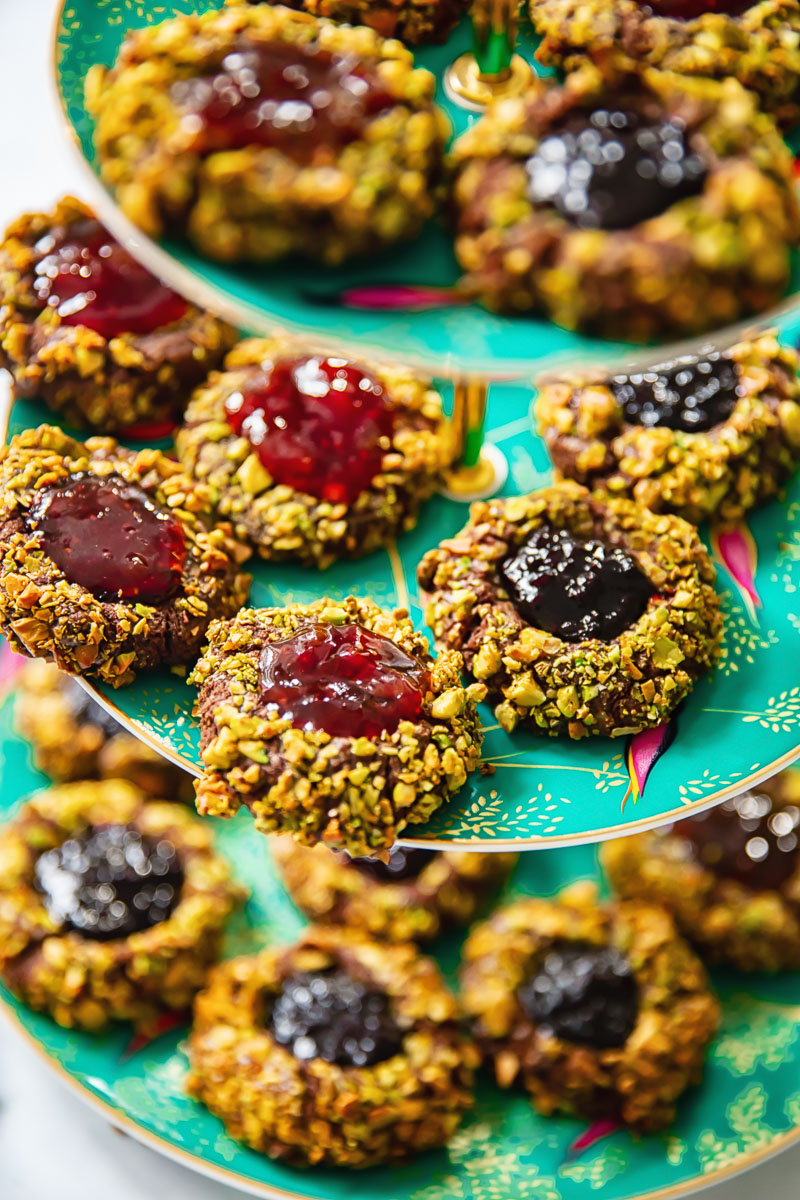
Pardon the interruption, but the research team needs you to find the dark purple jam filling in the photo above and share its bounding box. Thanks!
[62,676,120,739]
[173,40,395,164]
[258,621,429,739]
[518,939,639,1048]
[525,105,707,230]
[267,968,404,1066]
[641,0,753,16]
[500,526,653,642]
[27,473,187,605]
[34,823,183,941]
[344,845,437,883]
[675,791,800,891]
[611,349,741,432]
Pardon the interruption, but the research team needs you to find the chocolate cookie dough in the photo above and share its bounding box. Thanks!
[461,885,719,1129]
[176,338,451,568]
[187,926,479,1166]
[189,596,485,855]
[0,424,251,686]
[0,196,236,432]
[417,480,722,738]
[0,779,244,1031]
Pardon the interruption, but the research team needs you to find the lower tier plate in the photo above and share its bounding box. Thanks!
[1,687,800,1200]
[8,350,800,849]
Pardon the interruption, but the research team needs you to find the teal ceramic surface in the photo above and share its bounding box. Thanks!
[1,687,800,1200]
[8,327,800,850]
[54,0,800,378]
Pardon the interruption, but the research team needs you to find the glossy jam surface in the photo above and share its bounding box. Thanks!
[345,845,437,883]
[611,349,740,432]
[641,1,753,16]
[225,356,392,505]
[173,40,394,163]
[675,791,800,890]
[526,105,707,230]
[267,968,404,1066]
[32,218,187,338]
[518,940,639,1048]
[259,622,428,739]
[500,526,653,642]
[28,473,187,606]
[34,823,182,941]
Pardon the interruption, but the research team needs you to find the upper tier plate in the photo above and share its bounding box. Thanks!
[9,352,800,849]
[2,691,800,1200]
[54,0,800,379]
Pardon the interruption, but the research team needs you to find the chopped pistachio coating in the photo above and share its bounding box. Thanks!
[189,596,486,855]
[461,884,719,1130]
[14,659,194,801]
[229,0,464,45]
[450,66,800,338]
[0,779,245,1032]
[602,768,800,972]
[272,837,517,943]
[176,338,452,568]
[0,195,236,432]
[87,4,449,266]
[187,925,479,1167]
[532,0,800,128]
[535,331,800,525]
[0,424,252,686]
[417,480,722,738]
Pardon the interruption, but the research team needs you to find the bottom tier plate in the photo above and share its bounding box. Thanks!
[1,688,800,1200]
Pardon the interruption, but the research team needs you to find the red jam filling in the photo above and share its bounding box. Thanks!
[225,356,393,505]
[173,40,395,163]
[28,473,187,605]
[32,218,187,338]
[675,790,800,891]
[259,621,429,739]
[641,1,753,16]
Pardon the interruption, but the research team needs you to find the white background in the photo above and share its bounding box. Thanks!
[0,0,799,1196]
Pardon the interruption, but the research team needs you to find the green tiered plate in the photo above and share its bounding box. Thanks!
[7,353,800,849]
[54,0,800,379]
[1,687,800,1200]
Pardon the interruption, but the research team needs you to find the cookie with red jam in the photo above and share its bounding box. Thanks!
[236,0,464,44]
[531,0,800,128]
[0,425,251,686]
[176,338,451,568]
[0,779,245,1031]
[0,196,236,432]
[450,66,799,339]
[602,768,800,971]
[417,480,722,738]
[189,596,485,855]
[87,4,449,266]
[535,331,800,525]
[14,660,194,801]
[187,925,478,1167]
[461,884,719,1130]
[272,837,517,943]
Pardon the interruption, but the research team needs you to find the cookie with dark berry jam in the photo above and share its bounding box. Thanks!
[88,5,448,266]
[177,338,451,568]
[0,780,244,1031]
[602,766,800,971]
[189,597,485,856]
[536,331,800,525]
[14,660,194,800]
[418,481,721,738]
[451,68,799,338]
[461,888,718,1130]
[0,196,235,432]
[531,1,800,129]
[272,837,517,944]
[187,927,479,1167]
